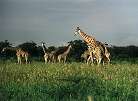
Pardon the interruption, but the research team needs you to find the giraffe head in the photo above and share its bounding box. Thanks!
[41,41,46,46]
[74,27,81,35]
[68,44,72,49]
[104,42,109,46]
[66,44,72,50]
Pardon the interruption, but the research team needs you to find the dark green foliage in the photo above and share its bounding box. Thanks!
[109,45,138,59]
[47,46,56,52]
[36,46,44,57]
[0,40,15,59]
[0,40,12,51]
[68,40,87,61]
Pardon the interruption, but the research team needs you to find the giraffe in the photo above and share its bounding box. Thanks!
[16,48,29,64]
[81,49,95,64]
[1,47,29,64]
[87,44,110,65]
[42,42,50,63]
[41,42,48,63]
[41,42,54,63]
[74,27,110,65]
[81,50,90,63]
[57,44,72,63]
[96,41,110,64]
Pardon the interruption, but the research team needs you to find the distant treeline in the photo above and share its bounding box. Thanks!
[0,40,138,61]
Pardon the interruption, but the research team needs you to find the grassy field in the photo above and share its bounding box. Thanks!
[0,61,138,101]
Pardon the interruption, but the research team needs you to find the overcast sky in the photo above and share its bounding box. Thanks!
[0,0,138,46]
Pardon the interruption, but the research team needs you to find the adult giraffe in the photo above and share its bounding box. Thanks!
[74,27,110,65]
[57,44,72,63]
[1,47,29,64]
[41,42,55,63]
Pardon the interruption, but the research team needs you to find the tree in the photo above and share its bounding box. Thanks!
[0,40,12,51]
[0,40,14,58]
[47,46,56,52]
[68,40,87,61]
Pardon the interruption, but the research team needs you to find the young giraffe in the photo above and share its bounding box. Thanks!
[81,49,96,64]
[57,44,72,63]
[75,27,110,65]
[1,47,29,64]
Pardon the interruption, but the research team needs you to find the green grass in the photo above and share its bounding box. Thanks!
[0,61,138,101]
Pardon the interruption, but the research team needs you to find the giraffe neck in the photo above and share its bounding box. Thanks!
[78,30,97,48]
[41,44,47,53]
[78,30,87,39]
[63,46,71,55]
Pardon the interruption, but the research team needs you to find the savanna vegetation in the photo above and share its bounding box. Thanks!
[0,40,138,101]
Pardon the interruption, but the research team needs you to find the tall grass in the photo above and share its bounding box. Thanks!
[0,61,138,101]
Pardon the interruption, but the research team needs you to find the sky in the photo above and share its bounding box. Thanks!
[0,0,138,46]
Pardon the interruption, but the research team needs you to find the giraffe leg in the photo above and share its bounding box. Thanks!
[89,52,93,64]
[102,59,105,65]
[64,56,67,63]
[87,56,91,64]
[19,57,21,64]
[98,57,102,66]
[17,56,20,64]
[108,58,110,64]
[58,55,61,63]
[103,55,110,65]
[44,58,46,64]
[44,56,46,63]
[25,55,28,64]
[52,55,55,63]
[47,57,50,63]
[87,55,93,65]
[106,58,110,65]
[90,55,94,64]
[105,53,110,64]
[46,57,48,63]
[44,54,49,63]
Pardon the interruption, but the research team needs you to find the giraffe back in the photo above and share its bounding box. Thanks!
[63,45,72,55]
[16,49,29,57]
